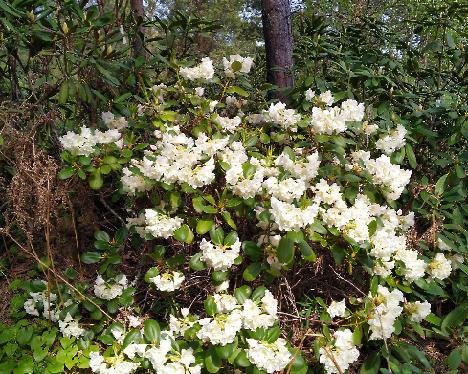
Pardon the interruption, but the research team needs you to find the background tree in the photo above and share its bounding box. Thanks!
[261,0,295,100]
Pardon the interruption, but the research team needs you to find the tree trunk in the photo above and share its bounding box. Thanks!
[130,0,146,59]
[261,0,294,101]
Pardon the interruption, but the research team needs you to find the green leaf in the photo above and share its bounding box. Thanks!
[215,341,236,360]
[204,296,218,316]
[210,227,224,246]
[89,172,103,190]
[224,231,238,247]
[205,348,222,373]
[441,305,467,335]
[189,253,207,271]
[173,224,193,244]
[435,173,449,195]
[122,329,142,348]
[144,319,161,344]
[58,167,75,180]
[359,352,381,374]
[405,144,417,168]
[243,241,262,261]
[212,270,229,282]
[226,85,249,97]
[235,350,251,367]
[80,252,101,264]
[234,285,252,304]
[298,241,316,262]
[16,326,33,345]
[145,267,159,283]
[94,230,110,242]
[447,347,462,370]
[243,262,262,282]
[196,219,213,235]
[277,236,295,264]
[221,211,237,229]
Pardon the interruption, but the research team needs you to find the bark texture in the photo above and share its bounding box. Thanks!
[130,0,146,59]
[261,0,294,100]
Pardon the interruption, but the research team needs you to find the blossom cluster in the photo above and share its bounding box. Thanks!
[51,55,457,374]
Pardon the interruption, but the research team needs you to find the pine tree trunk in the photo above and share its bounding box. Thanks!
[130,0,146,59]
[261,0,294,101]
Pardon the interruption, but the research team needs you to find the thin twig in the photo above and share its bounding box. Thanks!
[328,265,366,296]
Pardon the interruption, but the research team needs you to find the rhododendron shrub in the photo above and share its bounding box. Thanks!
[25,56,457,373]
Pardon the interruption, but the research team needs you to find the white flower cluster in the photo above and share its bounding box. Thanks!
[319,329,360,374]
[127,209,183,239]
[102,111,128,130]
[128,128,227,190]
[270,197,319,232]
[59,313,85,338]
[180,57,214,81]
[427,253,452,280]
[368,285,403,340]
[199,237,241,271]
[150,271,185,292]
[364,155,412,201]
[94,274,128,300]
[89,351,139,374]
[406,300,431,322]
[246,338,292,373]
[215,114,242,133]
[144,334,202,373]
[223,54,254,76]
[196,289,278,346]
[327,299,346,319]
[264,102,301,131]
[59,126,122,156]
[310,99,365,135]
[376,124,407,155]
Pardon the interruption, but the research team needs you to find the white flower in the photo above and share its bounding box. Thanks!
[242,290,278,330]
[121,167,152,195]
[150,271,185,292]
[368,286,403,340]
[123,344,148,359]
[376,124,407,155]
[213,293,239,313]
[263,177,306,203]
[264,102,301,131]
[364,155,412,201]
[246,338,292,373]
[223,54,254,76]
[327,299,346,319]
[200,238,241,271]
[102,111,128,130]
[319,329,360,374]
[180,57,214,81]
[215,115,242,133]
[60,126,121,156]
[406,301,431,322]
[305,89,315,101]
[58,313,84,338]
[197,310,243,345]
[270,197,319,232]
[319,90,335,106]
[310,106,346,135]
[209,100,218,112]
[94,275,128,300]
[340,99,365,122]
[428,253,452,280]
[141,209,183,239]
[194,87,205,96]
[127,315,142,328]
[89,351,139,374]
[169,308,197,337]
